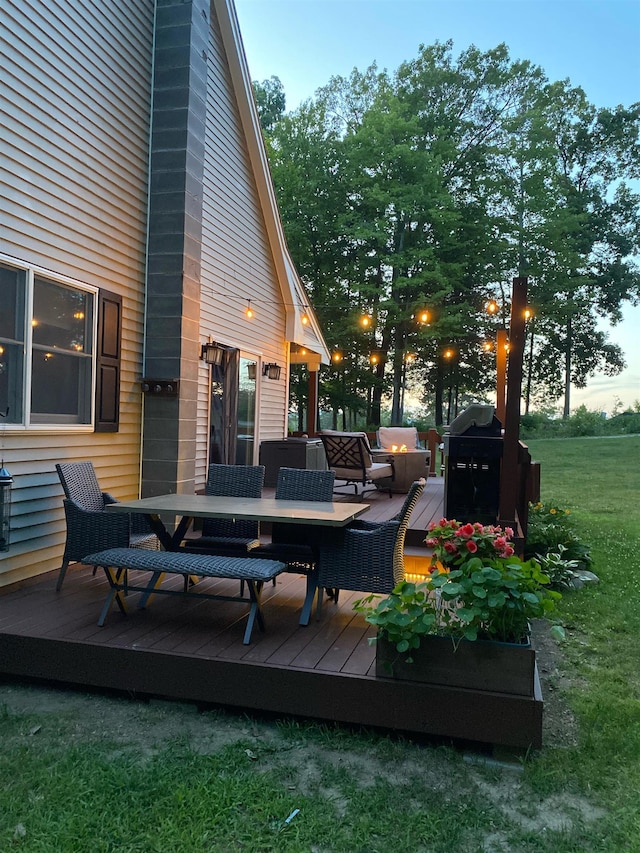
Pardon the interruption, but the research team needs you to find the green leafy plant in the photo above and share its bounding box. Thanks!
[355,554,561,657]
[525,501,592,566]
[533,543,582,589]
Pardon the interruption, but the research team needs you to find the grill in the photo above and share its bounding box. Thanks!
[443,404,503,524]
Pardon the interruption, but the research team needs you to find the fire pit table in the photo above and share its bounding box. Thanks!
[371,448,431,493]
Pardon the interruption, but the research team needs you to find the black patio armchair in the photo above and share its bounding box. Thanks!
[181,463,265,556]
[315,478,426,615]
[247,467,336,623]
[320,430,395,497]
[55,461,158,592]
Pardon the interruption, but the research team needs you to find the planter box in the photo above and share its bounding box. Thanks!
[375,633,536,697]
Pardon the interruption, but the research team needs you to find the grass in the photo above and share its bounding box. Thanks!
[2,435,640,852]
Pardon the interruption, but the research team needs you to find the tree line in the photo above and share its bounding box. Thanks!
[254,42,640,427]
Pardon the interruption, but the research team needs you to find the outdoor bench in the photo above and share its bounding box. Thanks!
[82,547,286,644]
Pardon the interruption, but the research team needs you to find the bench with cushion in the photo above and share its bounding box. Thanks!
[82,547,286,644]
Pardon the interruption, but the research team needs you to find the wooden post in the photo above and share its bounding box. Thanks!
[307,369,318,436]
[499,277,527,529]
[496,328,508,429]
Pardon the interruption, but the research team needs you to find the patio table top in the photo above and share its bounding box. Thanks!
[106,493,370,526]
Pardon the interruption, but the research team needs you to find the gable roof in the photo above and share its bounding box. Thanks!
[213,0,329,368]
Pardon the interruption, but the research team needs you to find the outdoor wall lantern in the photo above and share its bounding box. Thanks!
[263,363,282,380]
[200,341,225,366]
[247,362,257,380]
[0,463,13,552]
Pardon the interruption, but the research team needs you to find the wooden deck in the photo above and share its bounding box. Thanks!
[0,477,543,749]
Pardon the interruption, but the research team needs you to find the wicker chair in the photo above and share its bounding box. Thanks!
[315,478,426,614]
[249,467,336,567]
[247,467,336,623]
[320,431,395,497]
[55,461,158,592]
[181,463,265,556]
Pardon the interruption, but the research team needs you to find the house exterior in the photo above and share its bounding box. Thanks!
[0,0,328,586]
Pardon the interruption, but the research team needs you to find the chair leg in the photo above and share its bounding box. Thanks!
[56,559,70,592]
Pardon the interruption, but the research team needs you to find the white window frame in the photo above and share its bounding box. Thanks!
[0,254,98,431]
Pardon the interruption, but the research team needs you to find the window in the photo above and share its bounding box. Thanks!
[0,260,99,428]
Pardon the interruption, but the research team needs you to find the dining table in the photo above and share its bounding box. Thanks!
[107,493,371,625]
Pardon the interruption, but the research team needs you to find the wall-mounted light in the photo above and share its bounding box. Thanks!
[200,341,224,365]
[263,363,282,380]
[247,362,257,380]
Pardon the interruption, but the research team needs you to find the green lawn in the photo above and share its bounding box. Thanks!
[1,435,639,852]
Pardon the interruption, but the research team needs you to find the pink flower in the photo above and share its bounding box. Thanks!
[493,537,507,550]
[457,523,475,539]
[466,540,478,553]
[444,541,458,554]
[425,537,438,547]
[505,527,514,538]
[504,546,515,557]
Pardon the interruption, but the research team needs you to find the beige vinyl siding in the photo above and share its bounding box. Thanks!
[0,0,153,585]
[195,6,288,485]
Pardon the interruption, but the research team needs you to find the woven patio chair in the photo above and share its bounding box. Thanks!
[248,467,336,568]
[55,461,158,592]
[320,430,395,497]
[315,478,426,615]
[181,463,265,557]
[247,466,336,623]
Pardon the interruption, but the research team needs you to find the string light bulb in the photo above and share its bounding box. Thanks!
[332,351,342,363]
[524,306,534,321]
[301,310,310,325]
[416,309,430,324]
[486,299,498,315]
[360,314,373,329]
[245,299,254,319]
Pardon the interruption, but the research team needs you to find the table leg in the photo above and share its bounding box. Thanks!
[144,513,193,550]
[299,570,318,626]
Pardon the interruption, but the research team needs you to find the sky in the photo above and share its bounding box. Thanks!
[234,0,640,413]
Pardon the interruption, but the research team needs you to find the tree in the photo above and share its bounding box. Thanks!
[254,45,640,424]
[252,76,286,132]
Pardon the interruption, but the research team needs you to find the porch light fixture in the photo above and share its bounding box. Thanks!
[200,341,224,366]
[247,362,257,380]
[262,362,282,380]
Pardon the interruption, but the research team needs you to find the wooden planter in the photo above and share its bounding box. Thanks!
[375,633,536,697]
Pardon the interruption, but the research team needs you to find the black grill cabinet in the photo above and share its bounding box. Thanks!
[443,406,503,524]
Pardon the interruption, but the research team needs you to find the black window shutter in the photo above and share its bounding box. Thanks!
[95,289,122,432]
